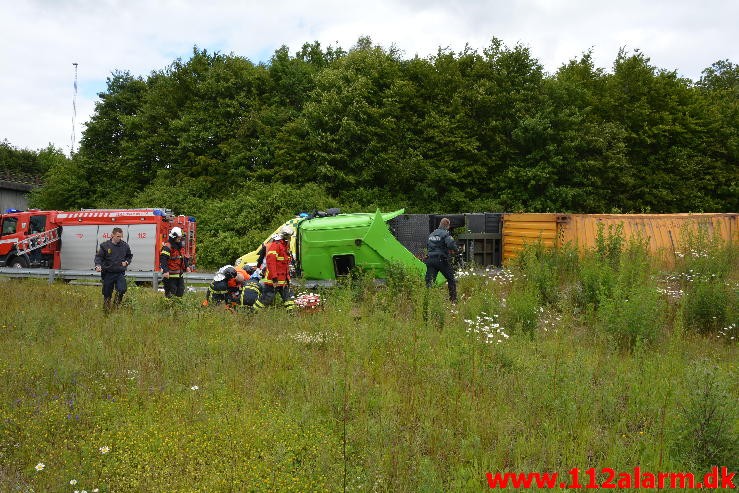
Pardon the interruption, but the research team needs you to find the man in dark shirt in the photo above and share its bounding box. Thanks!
[94,227,133,312]
[425,217,460,303]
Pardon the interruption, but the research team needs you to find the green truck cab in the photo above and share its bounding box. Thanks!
[298,209,427,280]
[237,209,431,281]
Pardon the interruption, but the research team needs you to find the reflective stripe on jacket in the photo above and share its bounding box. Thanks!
[160,242,188,275]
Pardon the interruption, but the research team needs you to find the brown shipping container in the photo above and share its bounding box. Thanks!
[503,213,738,266]
[560,214,738,264]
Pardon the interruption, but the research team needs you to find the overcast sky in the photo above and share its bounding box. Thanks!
[1,0,737,155]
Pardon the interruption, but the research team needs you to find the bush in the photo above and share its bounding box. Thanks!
[682,279,731,335]
[510,242,560,306]
[384,260,424,302]
[671,363,739,472]
[594,222,624,267]
[597,281,665,350]
[675,224,737,282]
[573,254,616,309]
[501,284,540,337]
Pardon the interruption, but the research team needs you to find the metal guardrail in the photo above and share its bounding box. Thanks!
[0,268,214,288]
[0,268,338,289]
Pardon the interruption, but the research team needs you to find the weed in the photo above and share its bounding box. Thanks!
[0,245,736,491]
[501,284,540,338]
[597,281,665,351]
[573,253,616,310]
[671,362,739,472]
[595,222,624,266]
[682,279,731,335]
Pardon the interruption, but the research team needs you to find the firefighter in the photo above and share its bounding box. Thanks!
[94,226,133,312]
[236,275,263,309]
[227,266,250,304]
[204,266,238,306]
[254,225,295,311]
[160,226,191,298]
[425,217,460,303]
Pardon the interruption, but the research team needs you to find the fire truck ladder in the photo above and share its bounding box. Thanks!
[15,228,61,254]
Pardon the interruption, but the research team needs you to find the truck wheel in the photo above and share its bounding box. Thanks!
[9,256,29,268]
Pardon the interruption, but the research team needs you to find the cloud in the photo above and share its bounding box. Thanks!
[1,0,736,153]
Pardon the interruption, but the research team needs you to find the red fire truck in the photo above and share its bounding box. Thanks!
[0,208,196,271]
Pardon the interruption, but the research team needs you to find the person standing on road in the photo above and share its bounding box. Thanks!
[425,217,459,303]
[94,227,133,312]
[160,226,191,298]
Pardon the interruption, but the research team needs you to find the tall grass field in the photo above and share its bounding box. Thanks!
[1,230,737,492]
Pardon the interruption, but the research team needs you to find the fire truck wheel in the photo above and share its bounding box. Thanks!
[9,256,29,268]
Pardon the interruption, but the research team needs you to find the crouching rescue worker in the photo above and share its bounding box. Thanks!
[236,276,263,309]
[94,227,133,312]
[160,226,191,298]
[254,225,295,312]
[228,267,249,304]
[425,217,459,303]
[204,266,238,306]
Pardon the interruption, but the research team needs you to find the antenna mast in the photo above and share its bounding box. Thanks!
[71,62,78,155]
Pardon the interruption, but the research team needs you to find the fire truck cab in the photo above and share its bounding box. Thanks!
[0,208,196,271]
[0,209,56,268]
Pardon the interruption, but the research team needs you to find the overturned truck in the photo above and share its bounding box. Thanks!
[237,209,433,281]
[235,209,737,281]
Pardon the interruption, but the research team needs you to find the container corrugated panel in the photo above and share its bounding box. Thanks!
[559,213,739,264]
[465,214,486,233]
[388,214,431,258]
[460,213,503,266]
[502,213,560,264]
[485,213,502,234]
[429,214,465,232]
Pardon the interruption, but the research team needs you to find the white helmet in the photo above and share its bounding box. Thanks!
[169,226,183,238]
[280,225,294,238]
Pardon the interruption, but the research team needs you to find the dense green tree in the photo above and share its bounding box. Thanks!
[27,147,88,209]
[24,38,736,240]
[0,140,52,179]
[602,51,735,211]
[506,52,629,212]
[274,38,405,190]
[696,60,739,211]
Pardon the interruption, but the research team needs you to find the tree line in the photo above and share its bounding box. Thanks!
[2,37,737,266]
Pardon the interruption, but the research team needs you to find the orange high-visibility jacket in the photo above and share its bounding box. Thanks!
[263,239,291,286]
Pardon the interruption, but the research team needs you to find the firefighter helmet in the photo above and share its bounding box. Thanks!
[280,225,294,238]
[222,266,237,279]
[169,226,183,239]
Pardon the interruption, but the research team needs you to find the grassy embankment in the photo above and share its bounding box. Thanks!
[1,229,737,492]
